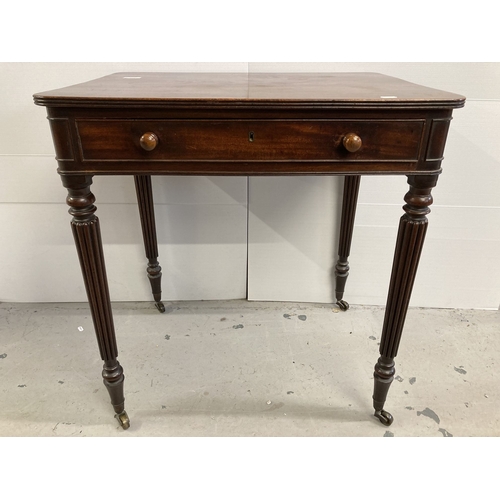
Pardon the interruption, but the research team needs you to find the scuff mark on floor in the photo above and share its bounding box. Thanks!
[417,407,440,424]
[438,428,453,437]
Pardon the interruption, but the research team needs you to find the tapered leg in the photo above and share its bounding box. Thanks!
[373,174,438,426]
[134,175,165,313]
[62,174,129,429]
[334,175,361,311]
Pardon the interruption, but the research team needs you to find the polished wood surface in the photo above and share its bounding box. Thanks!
[342,133,362,153]
[76,119,423,161]
[139,132,158,151]
[335,175,361,311]
[134,175,164,313]
[34,72,464,430]
[34,72,465,107]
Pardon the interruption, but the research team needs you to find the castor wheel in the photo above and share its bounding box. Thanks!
[374,409,394,426]
[115,410,130,430]
[336,299,350,311]
[155,301,166,313]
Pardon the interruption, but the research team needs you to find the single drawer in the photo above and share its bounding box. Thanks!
[76,119,424,162]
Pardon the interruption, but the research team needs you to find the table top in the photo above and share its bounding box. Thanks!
[34,72,465,108]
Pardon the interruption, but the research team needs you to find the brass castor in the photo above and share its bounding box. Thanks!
[115,410,130,430]
[374,409,394,426]
[336,299,350,311]
[155,301,166,313]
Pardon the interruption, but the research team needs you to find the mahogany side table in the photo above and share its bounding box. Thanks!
[34,72,465,429]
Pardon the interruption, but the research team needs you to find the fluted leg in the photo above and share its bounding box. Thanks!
[334,175,361,311]
[62,174,129,429]
[134,175,165,313]
[373,174,438,426]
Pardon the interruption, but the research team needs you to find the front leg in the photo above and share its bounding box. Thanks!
[62,174,129,429]
[373,174,438,426]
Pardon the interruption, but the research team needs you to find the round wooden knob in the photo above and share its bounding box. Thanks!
[139,132,158,151]
[343,133,362,153]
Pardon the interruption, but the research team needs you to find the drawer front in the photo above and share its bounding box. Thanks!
[76,119,424,162]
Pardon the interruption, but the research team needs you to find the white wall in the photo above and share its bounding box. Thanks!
[1,63,499,309]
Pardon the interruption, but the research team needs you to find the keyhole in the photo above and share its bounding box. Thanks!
[249,131,254,142]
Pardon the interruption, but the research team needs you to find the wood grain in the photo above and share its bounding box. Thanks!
[34,72,465,108]
[75,119,424,162]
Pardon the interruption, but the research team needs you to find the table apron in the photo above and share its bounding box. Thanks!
[46,110,452,177]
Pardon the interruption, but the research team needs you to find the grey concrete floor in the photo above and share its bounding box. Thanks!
[0,300,498,437]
